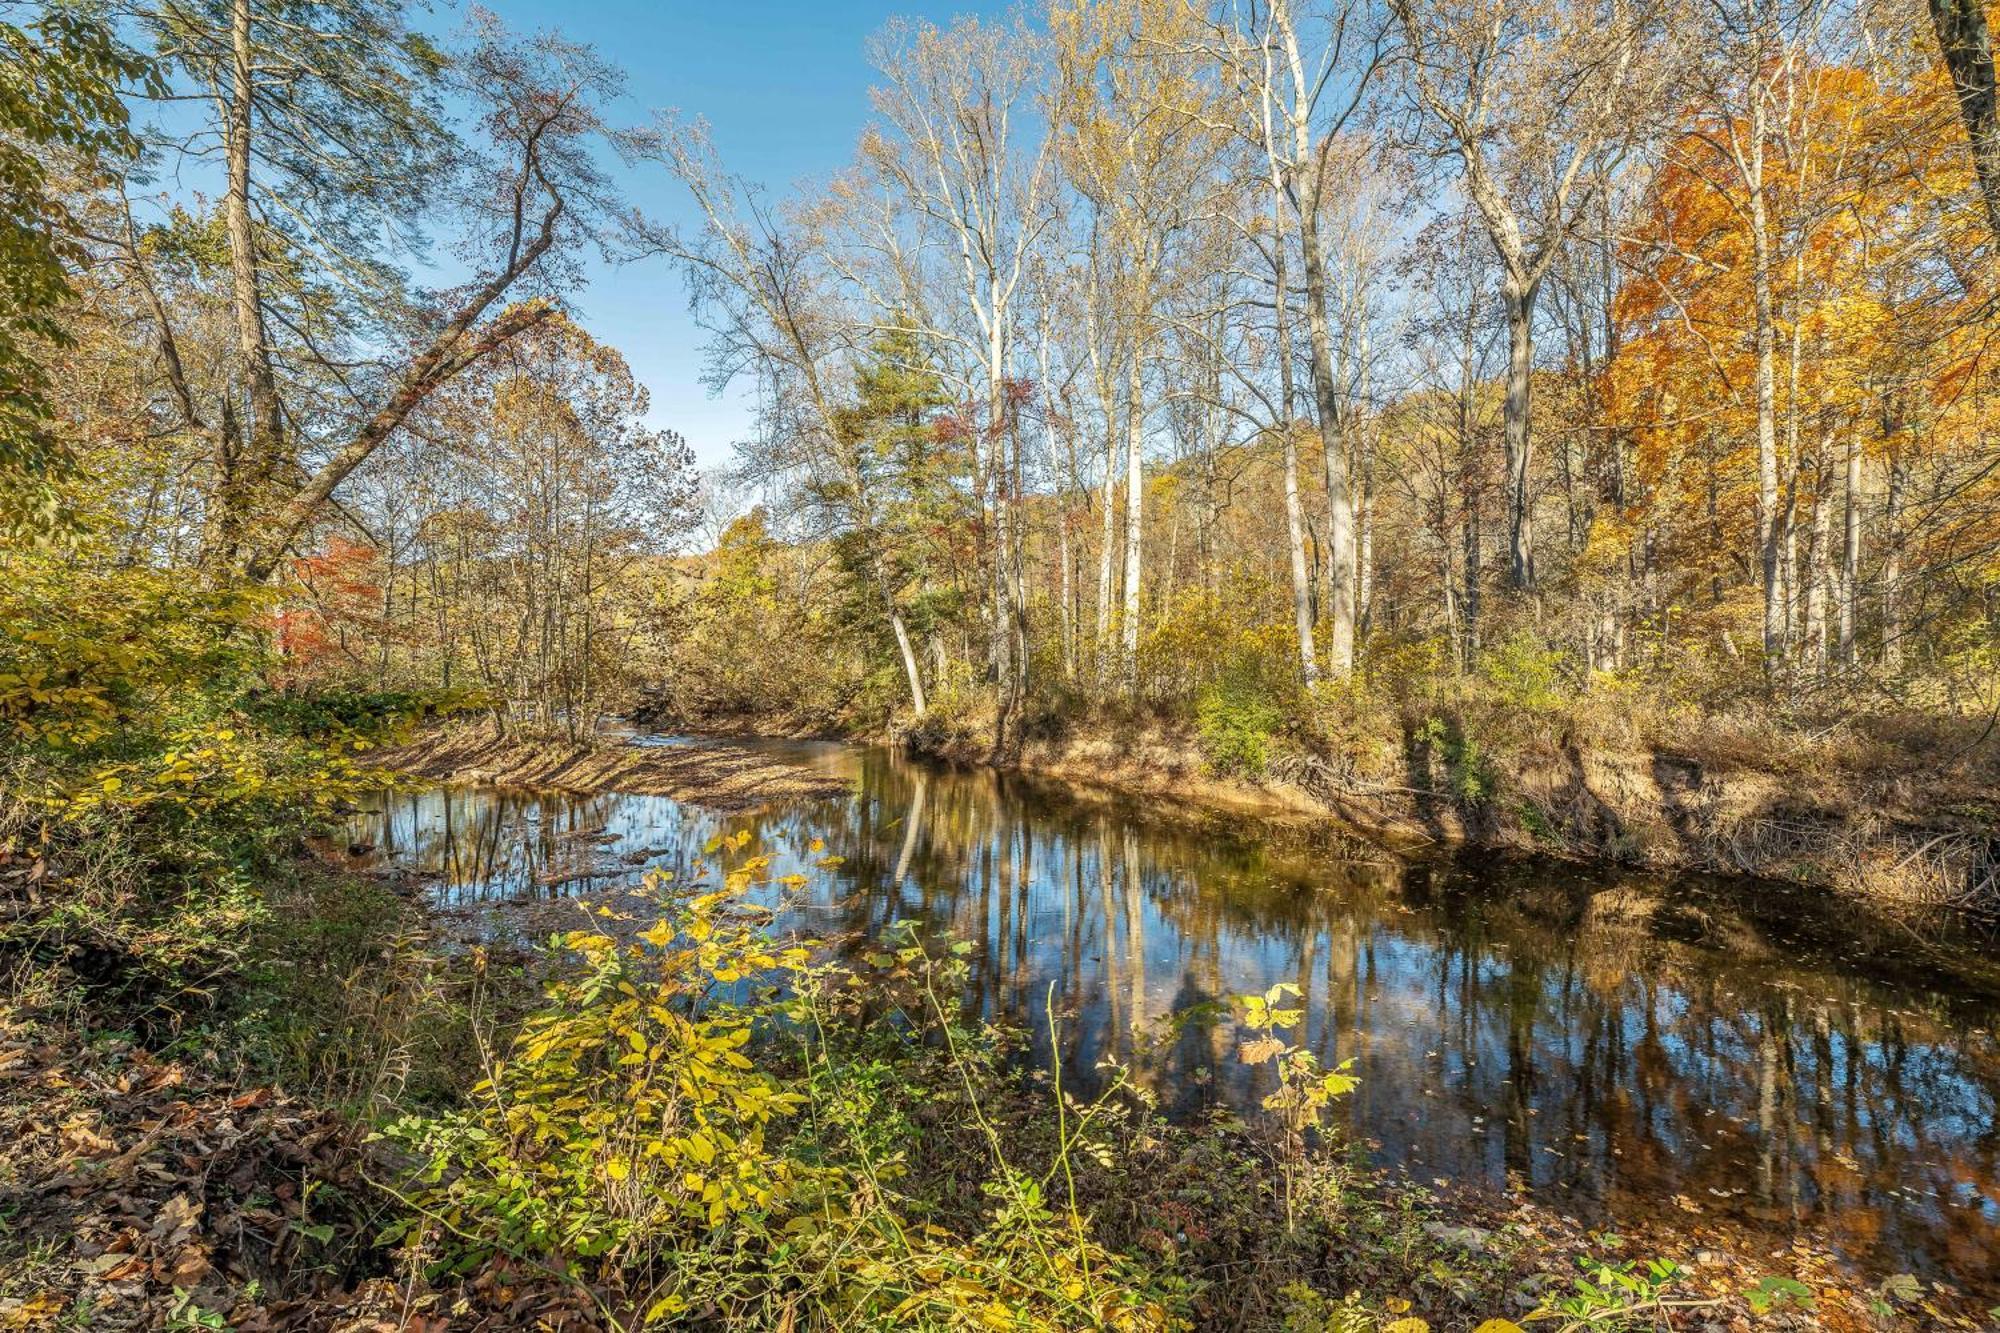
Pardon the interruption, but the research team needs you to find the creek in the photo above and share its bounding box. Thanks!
[343,735,2000,1294]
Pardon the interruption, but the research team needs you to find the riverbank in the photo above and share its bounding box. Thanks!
[890,700,2000,913]
[9,853,1967,1331]
[10,708,1997,1327]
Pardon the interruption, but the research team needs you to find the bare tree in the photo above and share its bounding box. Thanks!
[1053,0,1224,685]
[632,117,933,717]
[1235,0,1388,674]
[1390,0,1681,591]
[865,13,1056,710]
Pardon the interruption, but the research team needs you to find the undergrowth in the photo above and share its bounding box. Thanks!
[360,837,1815,1332]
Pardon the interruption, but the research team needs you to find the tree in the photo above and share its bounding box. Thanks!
[635,117,936,717]
[135,4,626,579]
[0,4,151,532]
[1927,0,2000,241]
[1390,0,1682,591]
[1053,0,1224,684]
[864,14,1055,707]
[1232,0,1388,676]
[832,326,965,698]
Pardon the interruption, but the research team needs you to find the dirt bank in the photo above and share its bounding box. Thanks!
[899,713,1999,910]
[364,723,853,813]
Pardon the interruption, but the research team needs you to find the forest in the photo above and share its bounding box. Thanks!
[2,0,1999,1327]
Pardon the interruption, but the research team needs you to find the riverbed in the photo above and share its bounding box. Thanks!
[344,734,2000,1296]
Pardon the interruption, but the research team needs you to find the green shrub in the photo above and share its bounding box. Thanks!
[1412,715,1494,804]
[1476,632,1573,713]
[1196,680,1285,777]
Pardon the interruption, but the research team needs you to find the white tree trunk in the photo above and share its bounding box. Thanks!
[1839,429,1861,665]
[1272,231,1319,685]
[1121,341,1145,684]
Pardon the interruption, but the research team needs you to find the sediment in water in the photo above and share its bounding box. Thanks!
[364,722,853,813]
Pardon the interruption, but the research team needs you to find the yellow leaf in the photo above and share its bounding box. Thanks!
[1238,1038,1288,1065]
[1472,1323,1526,1333]
[1383,1321,1430,1333]
[605,1159,629,1182]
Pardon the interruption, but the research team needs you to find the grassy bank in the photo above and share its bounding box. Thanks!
[884,676,2000,913]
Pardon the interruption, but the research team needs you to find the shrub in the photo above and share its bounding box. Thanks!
[0,556,407,1033]
[380,838,1181,1330]
[1412,715,1494,804]
[1196,680,1285,777]
[1475,632,1573,713]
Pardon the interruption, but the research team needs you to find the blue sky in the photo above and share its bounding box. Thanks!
[493,0,1009,473]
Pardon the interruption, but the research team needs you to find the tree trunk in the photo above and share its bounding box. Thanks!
[1748,107,1785,672]
[1803,455,1831,673]
[987,318,1015,703]
[1059,510,1076,682]
[1272,231,1319,685]
[1881,445,1906,671]
[1091,334,1118,683]
[1500,271,1538,592]
[1298,199,1355,674]
[1929,0,2000,243]
[217,0,286,567]
[889,597,928,718]
[1457,282,1482,664]
[1839,428,1861,665]
[1357,338,1376,634]
[1120,340,1145,686]
[242,298,555,581]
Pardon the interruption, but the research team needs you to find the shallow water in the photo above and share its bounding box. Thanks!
[344,736,2000,1291]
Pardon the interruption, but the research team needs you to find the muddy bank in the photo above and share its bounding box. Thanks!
[899,715,1999,910]
[364,724,853,813]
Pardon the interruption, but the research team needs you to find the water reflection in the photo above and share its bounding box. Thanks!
[346,739,2000,1290]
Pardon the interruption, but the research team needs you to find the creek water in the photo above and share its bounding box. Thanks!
[343,736,2000,1293]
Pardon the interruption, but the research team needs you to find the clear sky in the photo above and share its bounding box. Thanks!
[490,0,1008,474]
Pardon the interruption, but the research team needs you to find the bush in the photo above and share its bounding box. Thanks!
[1475,632,1573,713]
[0,555,407,1033]
[381,838,1181,1330]
[1411,715,1494,804]
[1196,680,1285,777]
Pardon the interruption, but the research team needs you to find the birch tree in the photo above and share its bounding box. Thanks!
[1053,0,1223,684]
[1235,0,1388,675]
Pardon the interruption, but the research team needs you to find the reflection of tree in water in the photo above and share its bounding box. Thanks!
[351,786,722,903]
[353,743,2000,1290]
